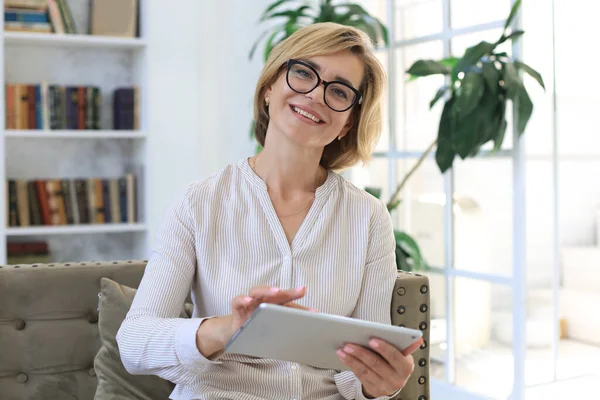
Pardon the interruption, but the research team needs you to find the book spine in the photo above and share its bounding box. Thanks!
[5,84,14,129]
[93,87,101,129]
[77,86,85,130]
[102,179,111,222]
[8,180,19,227]
[27,180,42,226]
[35,85,42,129]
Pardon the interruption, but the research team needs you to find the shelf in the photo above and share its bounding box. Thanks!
[6,223,147,236]
[4,130,146,139]
[3,31,146,50]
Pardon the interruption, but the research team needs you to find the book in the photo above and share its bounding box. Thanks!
[5,175,138,227]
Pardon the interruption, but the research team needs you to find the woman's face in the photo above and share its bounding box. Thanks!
[264,51,364,149]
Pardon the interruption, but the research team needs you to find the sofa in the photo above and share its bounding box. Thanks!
[0,260,431,400]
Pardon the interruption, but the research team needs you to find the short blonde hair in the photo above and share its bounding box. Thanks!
[253,22,386,171]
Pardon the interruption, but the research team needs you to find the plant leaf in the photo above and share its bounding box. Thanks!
[504,0,522,30]
[493,118,508,152]
[515,86,533,135]
[346,16,378,45]
[514,61,546,89]
[453,72,485,120]
[406,59,452,77]
[395,244,411,271]
[456,41,495,72]
[377,19,389,46]
[502,61,522,98]
[496,30,525,45]
[394,230,428,271]
[364,187,382,199]
[387,199,402,212]
[503,62,533,135]
[435,100,456,173]
[262,6,313,22]
[259,0,289,21]
[249,29,270,61]
[430,85,448,109]
[263,29,285,61]
[482,61,500,94]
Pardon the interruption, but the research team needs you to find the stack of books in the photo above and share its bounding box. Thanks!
[4,0,76,34]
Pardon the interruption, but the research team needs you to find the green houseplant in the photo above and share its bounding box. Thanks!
[382,0,544,271]
[249,0,389,63]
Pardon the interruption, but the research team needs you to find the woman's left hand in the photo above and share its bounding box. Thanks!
[336,337,423,398]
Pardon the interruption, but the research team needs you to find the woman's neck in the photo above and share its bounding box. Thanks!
[252,136,327,198]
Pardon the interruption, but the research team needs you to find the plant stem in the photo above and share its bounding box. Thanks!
[386,138,438,209]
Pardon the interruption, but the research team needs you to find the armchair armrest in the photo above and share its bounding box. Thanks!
[391,271,430,400]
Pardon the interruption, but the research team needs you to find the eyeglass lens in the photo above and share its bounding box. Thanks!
[287,63,357,112]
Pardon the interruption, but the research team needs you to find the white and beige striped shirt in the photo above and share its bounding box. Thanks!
[116,158,399,400]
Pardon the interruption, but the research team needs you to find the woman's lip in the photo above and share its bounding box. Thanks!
[290,104,325,122]
[289,105,323,125]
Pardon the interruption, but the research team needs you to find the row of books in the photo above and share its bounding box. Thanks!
[5,84,139,130]
[6,175,137,227]
[4,0,76,34]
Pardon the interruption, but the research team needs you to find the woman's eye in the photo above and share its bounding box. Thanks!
[296,68,313,79]
[332,88,348,99]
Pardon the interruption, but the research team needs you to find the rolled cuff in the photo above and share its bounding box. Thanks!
[174,317,223,366]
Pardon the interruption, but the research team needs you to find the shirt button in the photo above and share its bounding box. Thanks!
[291,365,297,370]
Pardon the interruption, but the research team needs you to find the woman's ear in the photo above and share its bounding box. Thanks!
[339,113,354,139]
[264,88,272,105]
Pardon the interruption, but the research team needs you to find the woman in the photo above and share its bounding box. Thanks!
[117,22,422,400]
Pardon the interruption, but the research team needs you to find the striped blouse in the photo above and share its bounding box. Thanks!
[116,158,399,400]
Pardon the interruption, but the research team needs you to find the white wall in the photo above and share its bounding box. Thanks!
[145,0,271,248]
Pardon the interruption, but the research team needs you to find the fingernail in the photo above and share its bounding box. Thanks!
[271,287,280,293]
[369,339,379,349]
[336,349,347,359]
[343,345,354,354]
[243,296,253,304]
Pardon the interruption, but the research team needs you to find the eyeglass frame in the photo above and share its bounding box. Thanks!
[284,59,363,112]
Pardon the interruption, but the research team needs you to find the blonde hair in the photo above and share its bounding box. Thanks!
[253,22,386,171]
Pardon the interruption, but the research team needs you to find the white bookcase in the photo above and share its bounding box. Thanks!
[0,0,149,264]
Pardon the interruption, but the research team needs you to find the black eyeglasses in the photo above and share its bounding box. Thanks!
[285,59,363,112]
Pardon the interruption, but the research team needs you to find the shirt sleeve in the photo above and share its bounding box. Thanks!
[334,201,400,399]
[116,184,222,384]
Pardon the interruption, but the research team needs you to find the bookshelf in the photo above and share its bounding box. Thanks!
[4,31,146,49]
[5,130,146,139]
[0,0,148,264]
[6,222,147,236]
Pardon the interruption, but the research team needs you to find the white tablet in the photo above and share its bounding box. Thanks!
[224,303,422,371]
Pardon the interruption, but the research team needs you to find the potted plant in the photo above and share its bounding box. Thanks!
[371,0,544,271]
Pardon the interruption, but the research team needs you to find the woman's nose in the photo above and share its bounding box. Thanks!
[305,82,326,106]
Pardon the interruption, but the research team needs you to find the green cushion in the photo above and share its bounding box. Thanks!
[93,277,192,400]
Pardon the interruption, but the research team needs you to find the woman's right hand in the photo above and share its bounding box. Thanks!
[195,285,312,358]
[229,285,311,334]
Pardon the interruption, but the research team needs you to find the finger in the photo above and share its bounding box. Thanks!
[401,338,424,357]
[231,295,255,314]
[336,349,394,396]
[368,338,417,377]
[341,343,396,381]
[249,286,306,304]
